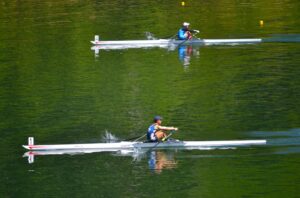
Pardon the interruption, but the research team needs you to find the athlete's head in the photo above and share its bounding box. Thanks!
[153,116,162,125]
[183,22,190,29]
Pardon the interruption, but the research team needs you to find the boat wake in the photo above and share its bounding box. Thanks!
[249,128,300,146]
[249,128,300,155]
[263,34,300,43]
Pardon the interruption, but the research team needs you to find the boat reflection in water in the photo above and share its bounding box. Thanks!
[23,148,174,172]
[91,44,200,68]
[23,143,271,173]
[23,148,177,173]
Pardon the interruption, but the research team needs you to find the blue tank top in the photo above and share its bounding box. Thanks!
[178,28,187,40]
[148,151,156,171]
[147,124,157,140]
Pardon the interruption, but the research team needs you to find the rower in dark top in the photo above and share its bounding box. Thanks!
[177,22,199,40]
[147,116,178,142]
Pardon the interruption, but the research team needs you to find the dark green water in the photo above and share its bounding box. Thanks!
[1,0,300,197]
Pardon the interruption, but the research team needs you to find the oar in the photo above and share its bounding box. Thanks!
[162,131,174,142]
[162,34,178,39]
[133,134,147,142]
[123,134,146,141]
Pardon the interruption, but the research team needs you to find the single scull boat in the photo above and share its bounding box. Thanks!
[23,137,266,151]
[91,35,262,50]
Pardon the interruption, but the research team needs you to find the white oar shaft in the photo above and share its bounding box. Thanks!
[133,134,147,142]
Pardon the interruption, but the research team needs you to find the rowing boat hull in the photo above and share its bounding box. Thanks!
[91,38,262,46]
[90,38,262,50]
[23,140,266,151]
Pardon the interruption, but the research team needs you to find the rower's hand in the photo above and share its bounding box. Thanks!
[173,127,178,131]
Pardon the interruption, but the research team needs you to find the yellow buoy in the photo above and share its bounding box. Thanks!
[260,20,264,26]
[181,1,185,6]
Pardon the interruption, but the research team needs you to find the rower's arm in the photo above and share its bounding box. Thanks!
[190,29,200,33]
[158,126,178,131]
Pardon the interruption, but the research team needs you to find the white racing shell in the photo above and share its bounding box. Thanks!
[23,137,266,151]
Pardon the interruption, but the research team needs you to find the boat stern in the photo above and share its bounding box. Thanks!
[22,137,35,150]
[91,35,100,45]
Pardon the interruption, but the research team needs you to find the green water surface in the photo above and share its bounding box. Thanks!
[1,0,300,197]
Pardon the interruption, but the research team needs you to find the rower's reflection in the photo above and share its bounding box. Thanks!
[178,45,200,68]
[148,150,177,174]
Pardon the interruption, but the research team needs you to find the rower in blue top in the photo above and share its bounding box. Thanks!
[177,22,199,40]
[147,116,178,142]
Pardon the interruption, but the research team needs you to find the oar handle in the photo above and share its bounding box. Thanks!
[162,130,176,141]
